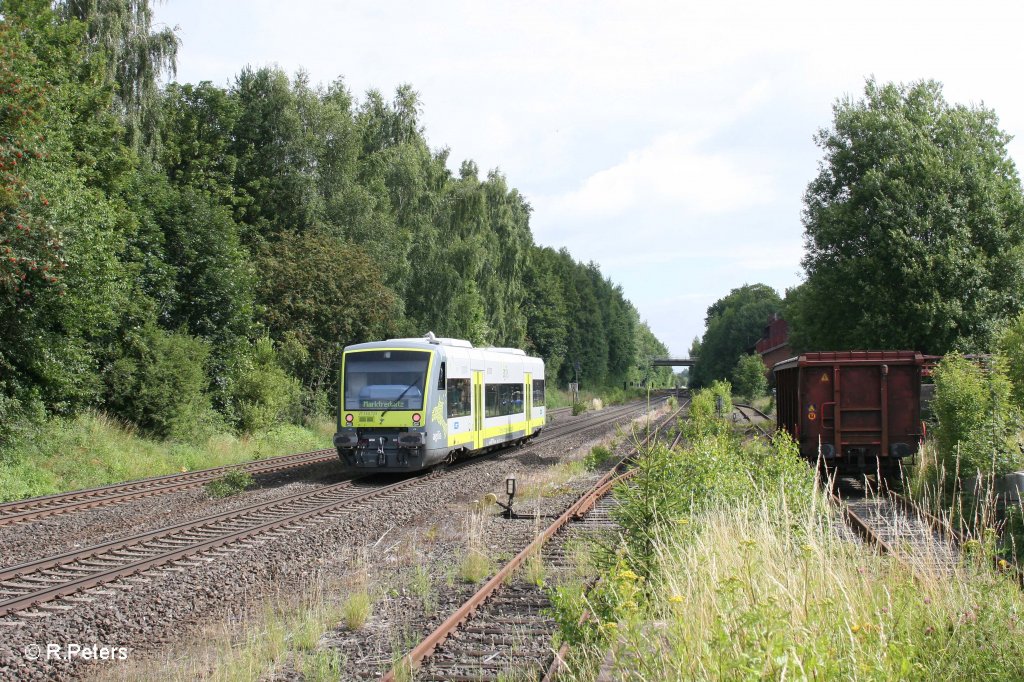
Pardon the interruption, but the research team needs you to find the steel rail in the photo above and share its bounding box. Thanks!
[0,403,641,619]
[733,403,771,438]
[0,407,578,528]
[0,449,337,527]
[382,405,684,681]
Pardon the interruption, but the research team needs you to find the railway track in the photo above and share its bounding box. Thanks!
[381,406,685,682]
[0,449,336,528]
[732,402,772,437]
[727,402,960,575]
[833,477,961,577]
[0,407,575,528]
[0,403,642,621]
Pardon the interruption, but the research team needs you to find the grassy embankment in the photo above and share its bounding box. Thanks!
[0,411,335,503]
[549,381,1024,681]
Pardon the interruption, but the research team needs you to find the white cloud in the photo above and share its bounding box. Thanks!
[542,131,776,219]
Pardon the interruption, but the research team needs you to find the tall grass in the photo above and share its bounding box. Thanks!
[459,506,495,583]
[0,410,333,502]
[600,498,1024,681]
[550,384,1024,681]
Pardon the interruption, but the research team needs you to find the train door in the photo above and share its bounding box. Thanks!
[473,371,484,449]
[524,372,532,432]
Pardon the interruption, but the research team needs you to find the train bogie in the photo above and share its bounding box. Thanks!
[333,333,545,473]
[774,351,925,477]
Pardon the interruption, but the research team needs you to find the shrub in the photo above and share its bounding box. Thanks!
[731,353,767,401]
[584,444,615,470]
[997,311,1024,407]
[0,389,43,458]
[226,337,302,433]
[612,384,815,580]
[107,322,222,442]
[684,380,732,439]
[205,470,254,498]
[932,353,1022,477]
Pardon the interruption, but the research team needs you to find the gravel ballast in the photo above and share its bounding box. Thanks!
[0,405,667,681]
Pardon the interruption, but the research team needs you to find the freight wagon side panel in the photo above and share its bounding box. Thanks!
[797,352,923,473]
[774,364,800,441]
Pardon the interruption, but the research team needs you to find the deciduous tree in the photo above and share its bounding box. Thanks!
[792,79,1024,354]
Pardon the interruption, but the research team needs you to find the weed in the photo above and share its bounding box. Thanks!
[411,564,436,613]
[523,554,546,587]
[459,506,494,584]
[205,470,255,498]
[342,589,372,630]
[572,401,588,416]
[459,549,493,583]
[548,384,1024,681]
[583,444,615,470]
[298,650,345,681]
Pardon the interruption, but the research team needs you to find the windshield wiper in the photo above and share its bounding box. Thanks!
[379,375,422,421]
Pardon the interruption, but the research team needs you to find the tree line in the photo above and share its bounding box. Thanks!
[0,0,672,447]
[690,78,1024,390]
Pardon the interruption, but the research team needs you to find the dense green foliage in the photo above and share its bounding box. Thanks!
[996,311,1024,408]
[0,1,670,458]
[731,353,767,401]
[789,79,1024,354]
[689,284,780,387]
[932,354,1022,477]
[552,391,1024,681]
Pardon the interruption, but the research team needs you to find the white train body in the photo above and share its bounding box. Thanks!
[333,334,546,472]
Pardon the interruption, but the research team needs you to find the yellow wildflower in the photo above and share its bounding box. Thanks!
[618,569,640,581]
[669,594,684,604]
[850,624,861,633]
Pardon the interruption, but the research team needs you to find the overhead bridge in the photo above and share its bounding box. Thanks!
[652,358,697,367]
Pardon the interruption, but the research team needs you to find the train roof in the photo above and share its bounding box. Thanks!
[343,334,542,363]
[772,350,925,372]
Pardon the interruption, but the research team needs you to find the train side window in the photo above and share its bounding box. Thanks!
[485,384,500,417]
[446,378,471,418]
[437,361,446,390]
[533,379,545,406]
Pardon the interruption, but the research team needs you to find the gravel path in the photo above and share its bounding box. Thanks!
[0,406,661,681]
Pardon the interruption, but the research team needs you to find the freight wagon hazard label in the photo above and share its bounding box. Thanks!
[820,372,829,383]
[807,404,817,421]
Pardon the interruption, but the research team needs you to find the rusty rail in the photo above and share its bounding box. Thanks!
[382,405,685,681]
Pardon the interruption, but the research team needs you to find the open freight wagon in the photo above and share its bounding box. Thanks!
[773,351,926,477]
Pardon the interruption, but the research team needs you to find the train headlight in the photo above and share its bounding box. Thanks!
[345,413,354,424]
[412,413,421,424]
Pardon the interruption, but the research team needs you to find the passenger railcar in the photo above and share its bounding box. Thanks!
[333,333,545,472]
[774,351,926,477]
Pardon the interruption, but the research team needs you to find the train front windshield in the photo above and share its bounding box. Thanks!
[343,350,430,411]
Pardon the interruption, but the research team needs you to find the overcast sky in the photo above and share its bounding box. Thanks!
[153,0,1024,357]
